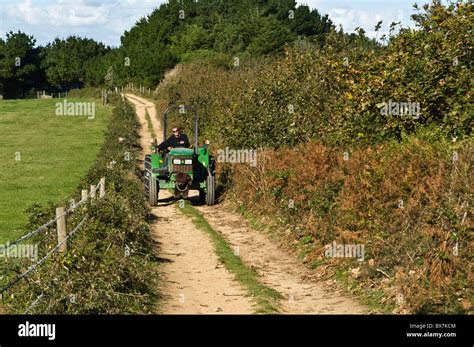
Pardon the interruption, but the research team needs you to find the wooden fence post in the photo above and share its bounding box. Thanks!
[100,177,105,198]
[56,207,67,252]
[81,189,88,202]
[90,185,96,199]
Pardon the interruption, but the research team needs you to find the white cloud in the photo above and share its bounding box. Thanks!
[6,0,109,26]
[328,8,377,32]
[119,0,162,7]
[7,0,44,25]
[298,0,416,39]
[320,7,410,39]
[48,4,109,26]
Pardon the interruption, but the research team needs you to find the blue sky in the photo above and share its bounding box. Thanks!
[0,0,431,47]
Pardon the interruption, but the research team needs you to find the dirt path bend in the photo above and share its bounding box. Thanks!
[125,93,367,314]
[124,94,254,314]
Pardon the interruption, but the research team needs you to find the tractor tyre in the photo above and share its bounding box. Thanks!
[205,175,215,206]
[149,175,159,206]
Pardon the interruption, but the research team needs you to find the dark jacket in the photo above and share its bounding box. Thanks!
[157,133,190,151]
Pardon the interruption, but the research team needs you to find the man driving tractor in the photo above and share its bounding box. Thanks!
[153,126,192,199]
[157,126,190,151]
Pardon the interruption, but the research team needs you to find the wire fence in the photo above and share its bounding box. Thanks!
[24,293,44,314]
[7,182,101,249]
[0,178,106,312]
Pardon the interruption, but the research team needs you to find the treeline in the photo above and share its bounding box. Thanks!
[0,0,374,99]
[0,33,110,98]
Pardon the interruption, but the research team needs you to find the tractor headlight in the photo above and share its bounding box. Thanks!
[172,159,181,165]
[184,159,192,165]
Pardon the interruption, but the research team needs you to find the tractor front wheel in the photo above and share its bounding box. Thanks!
[205,175,215,206]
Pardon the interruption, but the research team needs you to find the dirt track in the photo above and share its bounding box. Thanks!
[125,94,253,314]
[124,93,367,314]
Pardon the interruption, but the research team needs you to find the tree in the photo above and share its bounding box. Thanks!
[247,16,294,55]
[0,31,42,98]
[42,36,109,90]
[0,38,5,95]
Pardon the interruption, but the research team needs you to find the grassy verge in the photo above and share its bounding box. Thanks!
[0,98,110,243]
[144,109,157,138]
[178,201,282,314]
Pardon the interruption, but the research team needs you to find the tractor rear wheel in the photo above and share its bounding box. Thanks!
[149,175,159,206]
[205,175,215,206]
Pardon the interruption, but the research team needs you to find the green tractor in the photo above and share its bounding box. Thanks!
[144,105,216,206]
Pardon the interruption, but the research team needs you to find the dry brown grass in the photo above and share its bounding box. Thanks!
[230,138,473,314]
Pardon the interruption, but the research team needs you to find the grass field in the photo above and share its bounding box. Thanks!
[0,98,110,243]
